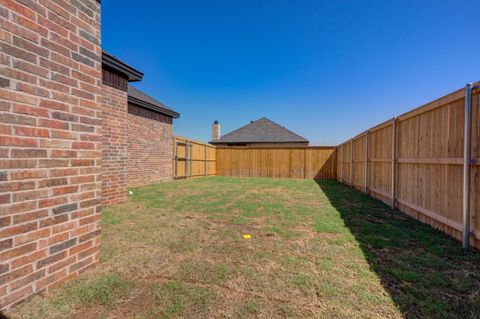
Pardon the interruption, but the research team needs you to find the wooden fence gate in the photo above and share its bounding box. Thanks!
[173,136,216,179]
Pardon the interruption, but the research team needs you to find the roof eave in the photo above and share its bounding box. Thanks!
[210,140,309,144]
[128,95,180,118]
[102,51,143,82]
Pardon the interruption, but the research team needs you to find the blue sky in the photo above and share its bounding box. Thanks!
[102,0,480,145]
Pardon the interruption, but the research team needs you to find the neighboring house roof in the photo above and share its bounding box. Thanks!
[210,117,308,144]
[128,86,180,118]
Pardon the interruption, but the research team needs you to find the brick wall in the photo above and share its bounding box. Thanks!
[0,0,102,309]
[127,103,173,187]
[100,82,127,205]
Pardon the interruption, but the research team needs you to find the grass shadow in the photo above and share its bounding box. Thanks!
[315,179,480,319]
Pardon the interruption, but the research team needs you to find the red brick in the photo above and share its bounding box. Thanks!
[38,214,69,228]
[0,243,37,261]
[36,268,66,290]
[0,136,37,147]
[0,194,10,204]
[12,59,49,77]
[51,149,77,158]
[0,201,37,216]
[0,239,13,252]
[0,181,35,192]
[49,168,78,177]
[0,283,33,308]
[69,256,92,273]
[71,159,94,166]
[0,159,37,169]
[12,210,49,224]
[42,232,69,246]
[11,148,47,158]
[38,196,68,208]
[38,159,69,168]
[36,251,68,270]
[47,256,76,274]
[12,189,48,202]
[13,104,49,117]
[10,170,47,180]
[1,0,102,306]
[14,228,50,246]
[15,127,49,138]
[39,99,69,112]
[38,177,68,188]
[0,223,38,238]
[11,250,47,270]
[68,240,92,256]
[9,269,45,292]
[52,185,78,196]
[38,118,68,130]
[72,141,94,149]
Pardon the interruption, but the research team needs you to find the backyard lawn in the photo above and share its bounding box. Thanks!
[8,177,480,319]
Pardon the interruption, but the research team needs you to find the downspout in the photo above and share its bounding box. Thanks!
[463,83,477,249]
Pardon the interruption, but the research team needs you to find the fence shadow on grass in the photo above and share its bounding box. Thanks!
[315,180,480,319]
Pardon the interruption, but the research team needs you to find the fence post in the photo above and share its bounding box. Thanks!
[173,137,177,179]
[364,131,368,194]
[204,144,208,176]
[185,142,189,178]
[303,148,307,179]
[391,118,397,209]
[338,144,344,183]
[462,83,474,249]
[189,142,193,178]
[350,139,353,187]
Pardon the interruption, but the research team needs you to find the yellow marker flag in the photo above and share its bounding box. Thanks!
[243,234,251,239]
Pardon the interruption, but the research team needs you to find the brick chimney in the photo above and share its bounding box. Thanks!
[212,120,221,141]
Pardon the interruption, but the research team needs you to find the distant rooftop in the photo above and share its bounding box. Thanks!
[210,117,308,144]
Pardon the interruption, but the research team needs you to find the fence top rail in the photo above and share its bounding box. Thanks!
[335,81,480,147]
[397,81,479,121]
[174,136,216,147]
[215,146,336,150]
[351,130,368,141]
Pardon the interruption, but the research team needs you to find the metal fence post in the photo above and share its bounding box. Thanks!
[391,117,397,209]
[174,138,178,179]
[364,131,369,194]
[463,83,474,249]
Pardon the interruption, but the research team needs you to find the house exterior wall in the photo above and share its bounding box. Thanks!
[0,0,102,309]
[127,103,173,187]
[100,73,128,206]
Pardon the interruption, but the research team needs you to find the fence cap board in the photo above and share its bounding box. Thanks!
[337,81,480,147]
[174,135,216,147]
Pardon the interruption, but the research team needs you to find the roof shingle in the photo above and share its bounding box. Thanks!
[128,86,179,118]
[210,117,308,144]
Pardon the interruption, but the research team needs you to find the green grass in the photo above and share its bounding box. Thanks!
[8,177,480,319]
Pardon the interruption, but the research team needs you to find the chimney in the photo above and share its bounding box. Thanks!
[212,120,220,141]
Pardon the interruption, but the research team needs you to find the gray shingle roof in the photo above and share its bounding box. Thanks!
[210,117,308,144]
[128,86,179,118]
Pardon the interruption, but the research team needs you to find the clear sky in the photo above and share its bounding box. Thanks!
[102,0,480,145]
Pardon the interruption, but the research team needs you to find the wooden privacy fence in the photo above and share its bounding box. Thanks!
[337,82,480,248]
[216,147,337,179]
[173,136,216,179]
